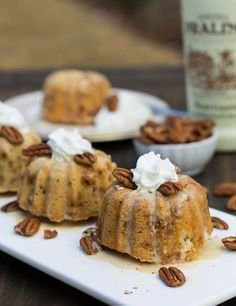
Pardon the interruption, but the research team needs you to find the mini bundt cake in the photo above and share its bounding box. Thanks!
[42,69,111,125]
[0,102,40,193]
[97,152,212,264]
[17,128,116,222]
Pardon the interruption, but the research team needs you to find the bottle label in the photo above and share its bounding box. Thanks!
[182,0,236,127]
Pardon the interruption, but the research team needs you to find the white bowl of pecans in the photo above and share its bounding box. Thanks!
[133,117,219,176]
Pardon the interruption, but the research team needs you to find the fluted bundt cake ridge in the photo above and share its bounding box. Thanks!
[17,129,116,222]
[97,152,212,264]
[42,69,111,125]
[0,102,41,193]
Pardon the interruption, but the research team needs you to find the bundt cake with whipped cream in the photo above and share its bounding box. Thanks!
[17,128,116,222]
[42,69,111,125]
[97,152,212,264]
[0,102,41,193]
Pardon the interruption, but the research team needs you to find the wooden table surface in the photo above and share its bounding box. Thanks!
[0,67,235,306]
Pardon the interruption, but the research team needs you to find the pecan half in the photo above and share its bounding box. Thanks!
[80,236,102,255]
[23,143,52,157]
[188,125,211,142]
[112,168,137,190]
[159,267,186,287]
[74,152,97,167]
[0,126,23,145]
[14,218,41,236]
[106,94,118,112]
[195,118,215,130]
[168,129,188,144]
[166,116,185,131]
[226,195,236,211]
[211,216,229,230]
[44,229,58,239]
[1,200,19,212]
[142,125,168,144]
[143,120,159,128]
[222,236,236,251]
[158,181,183,196]
[134,135,154,145]
[213,183,236,196]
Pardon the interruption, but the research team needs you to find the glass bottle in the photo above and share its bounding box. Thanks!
[181,0,236,151]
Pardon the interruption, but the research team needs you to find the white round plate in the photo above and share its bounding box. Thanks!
[5,88,168,142]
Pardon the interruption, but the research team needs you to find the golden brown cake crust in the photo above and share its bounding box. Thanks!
[0,131,41,193]
[42,70,111,125]
[17,149,116,222]
[97,175,213,264]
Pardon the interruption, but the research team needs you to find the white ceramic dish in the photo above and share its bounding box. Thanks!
[5,89,168,142]
[133,131,219,176]
[0,195,236,306]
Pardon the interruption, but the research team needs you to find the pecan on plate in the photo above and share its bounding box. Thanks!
[1,200,19,212]
[226,195,236,211]
[213,182,236,197]
[44,229,58,239]
[112,168,137,190]
[14,217,41,237]
[80,236,102,255]
[211,216,229,230]
[159,267,186,287]
[0,126,23,145]
[23,143,52,157]
[158,181,183,196]
[106,94,118,112]
[74,152,97,167]
[222,236,236,251]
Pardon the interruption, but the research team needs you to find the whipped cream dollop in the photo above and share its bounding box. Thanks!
[47,128,93,162]
[94,93,152,132]
[0,101,30,134]
[131,152,178,193]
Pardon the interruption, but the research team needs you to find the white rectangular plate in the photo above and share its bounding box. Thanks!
[0,195,236,306]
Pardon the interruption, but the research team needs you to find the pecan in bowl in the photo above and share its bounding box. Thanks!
[133,117,218,176]
[137,117,215,145]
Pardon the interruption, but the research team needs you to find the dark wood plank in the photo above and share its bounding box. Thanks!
[0,67,185,109]
[0,67,234,306]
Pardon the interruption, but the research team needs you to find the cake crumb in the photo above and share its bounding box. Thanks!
[124,290,133,295]
[44,229,58,239]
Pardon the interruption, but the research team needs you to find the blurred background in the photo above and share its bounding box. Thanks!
[0,0,182,69]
